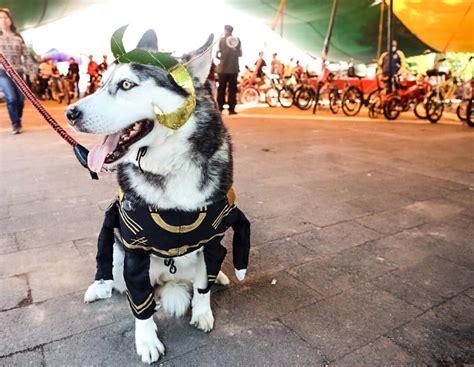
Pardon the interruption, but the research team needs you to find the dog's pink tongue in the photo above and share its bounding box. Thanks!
[87,133,121,173]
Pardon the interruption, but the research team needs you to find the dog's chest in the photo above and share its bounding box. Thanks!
[118,194,233,257]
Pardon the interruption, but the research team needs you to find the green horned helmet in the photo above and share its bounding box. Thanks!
[111,25,211,130]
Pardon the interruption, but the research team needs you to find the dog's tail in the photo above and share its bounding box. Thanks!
[158,280,192,318]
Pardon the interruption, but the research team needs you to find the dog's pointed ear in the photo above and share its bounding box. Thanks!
[181,34,214,84]
[137,29,158,51]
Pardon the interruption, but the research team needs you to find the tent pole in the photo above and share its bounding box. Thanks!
[280,0,285,37]
[387,0,393,93]
[377,0,385,59]
[322,0,338,63]
[271,0,286,32]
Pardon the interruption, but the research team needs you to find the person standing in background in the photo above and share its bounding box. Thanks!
[0,8,36,134]
[67,57,80,98]
[99,55,108,73]
[87,55,99,83]
[38,57,53,99]
[216,24,242,115]
[254,51,267,79]
[283,57,294,80]
[378,40,406,81]
[270,52,283,78]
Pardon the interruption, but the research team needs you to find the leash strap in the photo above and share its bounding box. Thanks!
[0,53,98,179]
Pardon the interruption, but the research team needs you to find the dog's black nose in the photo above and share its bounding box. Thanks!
[66,106,82,125]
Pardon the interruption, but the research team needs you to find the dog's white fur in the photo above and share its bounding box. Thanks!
[75,35,233,363]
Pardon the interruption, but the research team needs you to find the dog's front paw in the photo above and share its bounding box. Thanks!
[190,308,214,332]
[135,317,165,364]
[84,280,113,303]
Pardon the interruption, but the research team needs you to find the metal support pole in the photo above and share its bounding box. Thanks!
[387,0,394,93]
[376,0,385,59]
[322,0,339,62]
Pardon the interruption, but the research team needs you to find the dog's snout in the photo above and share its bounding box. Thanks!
[66,106,82,125]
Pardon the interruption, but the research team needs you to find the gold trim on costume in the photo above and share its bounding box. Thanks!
[122,231,226,257]
[212,204,235,229]
[149,210,206,234]
[118,206,141,235]
[126,291,154,314]
[121,205,143,231]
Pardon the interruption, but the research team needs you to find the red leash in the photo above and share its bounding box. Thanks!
[0,53,98,179]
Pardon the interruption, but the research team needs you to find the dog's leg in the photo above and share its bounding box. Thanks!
[216,271,230,286]
[84,242,126,303]
[84,279,113,303]
[190,251,214,332]
[111,242,127,293]
[123,251,165,363]
[135,317,165,364]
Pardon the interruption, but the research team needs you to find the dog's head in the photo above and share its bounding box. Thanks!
[66,27,214,173]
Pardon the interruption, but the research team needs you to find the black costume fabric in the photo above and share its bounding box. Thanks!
[94,192,250,320]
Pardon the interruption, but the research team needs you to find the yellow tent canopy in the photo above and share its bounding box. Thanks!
[393,0,473,53]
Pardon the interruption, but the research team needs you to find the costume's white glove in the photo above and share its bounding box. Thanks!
[84,279,113,303]
[234,268,247,281]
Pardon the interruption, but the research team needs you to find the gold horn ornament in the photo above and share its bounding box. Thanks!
[111,25,196,130]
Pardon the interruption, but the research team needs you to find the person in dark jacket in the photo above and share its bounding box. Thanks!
[216,24,242,115]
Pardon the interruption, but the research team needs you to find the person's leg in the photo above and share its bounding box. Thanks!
[228,73,238,113]
[217,73,227,111]
[15,82,25,127]
[0,70,22,130]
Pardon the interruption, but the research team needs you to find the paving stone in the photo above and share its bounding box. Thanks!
[73,236,97,257]
[239,188,308,220]
[0,275,29,311]
[465,288,474,299]
[236,271,322,317]
[292,221,381,256]
[173,321,328,366]
[333,336,422,366]
[244,238,318,282]
[0,242,81,277]
[405,199,465,221]
[210,287,280,337]
[29,257,96,303]
[0,291,129,356]
[0,233,18,255]
[295,202,371,228]
[445,188,474,206]
[0,205,100,236]
[372,256,474,311]
[0,204,8,220]
[280,283,420,360]
[0,349,44,367]
[417,214,473,247]
[363,228,449,268]
[398,183,453,202]
[349,192,414,213]
[356,208,426,235]
[15,216,102,250]
[43,314,205,366]
[8,196,91,219]
[388,295,474,365]
[249,214,316,247]
[288,245,398,297]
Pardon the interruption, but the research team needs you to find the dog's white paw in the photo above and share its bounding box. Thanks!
[84,280,113,303]
[135,317,165,364]
[216,271,230,286]
[190,308,214,332]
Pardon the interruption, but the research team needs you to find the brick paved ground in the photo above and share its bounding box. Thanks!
[1,102,473,366]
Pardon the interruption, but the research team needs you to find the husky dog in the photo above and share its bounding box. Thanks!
[66,29,250,364]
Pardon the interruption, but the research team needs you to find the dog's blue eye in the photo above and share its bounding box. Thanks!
[120,80,135,90]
